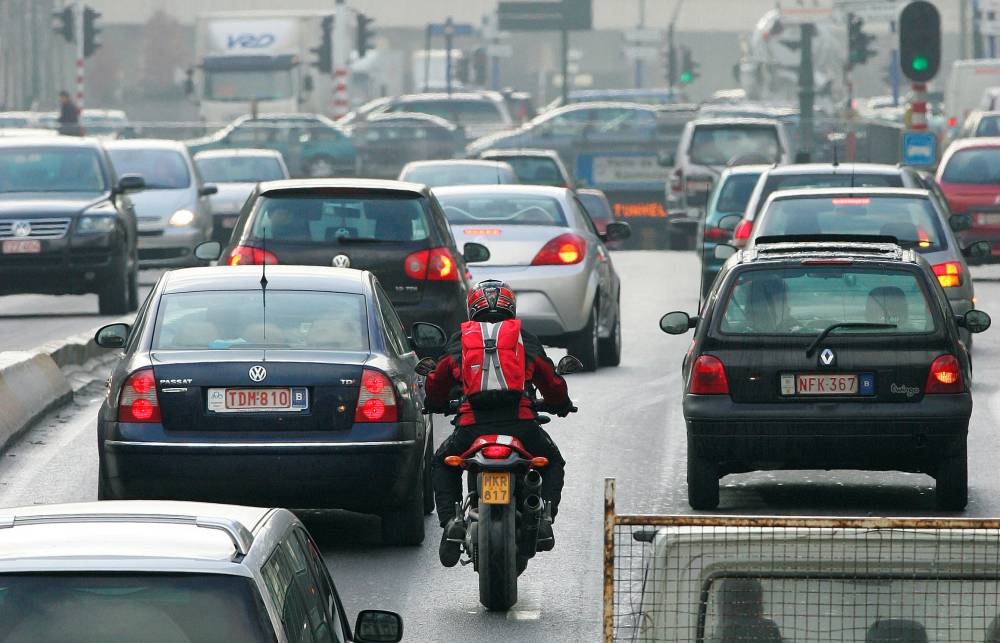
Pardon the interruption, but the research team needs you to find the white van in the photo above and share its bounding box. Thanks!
[945,59,1000,135]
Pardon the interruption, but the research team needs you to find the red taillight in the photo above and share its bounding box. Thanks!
[933,261,962,288]
[926,354,963,394]
[482,445,513,459]
[733,219,753,242]
[225,245,279,266]
[670,168,683,193]
[404,247,459,281]
[690,355,730,395]
[118,368,161,423]
[531,233,585,266]
[703,226,729,241]
[948,116,958,128]
[355,368,398,422]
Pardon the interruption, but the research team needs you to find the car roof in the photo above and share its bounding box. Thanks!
[363,112,456,127]
[394,91,503,102]
[432,184,571,198]
[480,148,561,160]
[193,148,283,160]
[0,500,274,568]
[553,100,658,111]
[766,187,930,201]
[404,159,511,169]
[720,164,771,177]
[946,136,1000,150]
[0,136,102,149]
[257,178,430,197]
[763,162,906,176]
[690,117,784,127]
[103,138,188,151]
[0,128,60,138]
[162,265,369,295]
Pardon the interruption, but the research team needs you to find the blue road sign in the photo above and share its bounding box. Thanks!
[901,130,937,166]
[429,21,474,37]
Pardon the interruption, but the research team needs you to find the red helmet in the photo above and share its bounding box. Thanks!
[467,279,516,321]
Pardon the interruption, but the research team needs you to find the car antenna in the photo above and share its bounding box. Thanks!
[832,140,839,167]
[260,225,268,350]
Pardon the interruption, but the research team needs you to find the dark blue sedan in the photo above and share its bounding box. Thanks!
[95,265,444,545]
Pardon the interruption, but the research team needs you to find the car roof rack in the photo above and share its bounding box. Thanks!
[0,513,254,559]
[746,235,914,264]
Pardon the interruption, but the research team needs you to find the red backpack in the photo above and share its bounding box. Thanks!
[459,319,526,407]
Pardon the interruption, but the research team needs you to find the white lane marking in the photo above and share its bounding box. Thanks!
[506,587,542,620]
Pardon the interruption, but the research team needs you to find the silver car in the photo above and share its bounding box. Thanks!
[194,148,290,244]
[0,500,402,642]
[434,184,630,371]
[106,139,217,267]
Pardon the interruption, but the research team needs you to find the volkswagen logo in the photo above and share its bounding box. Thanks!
[11,221,31,238]
[819,348,836,367]
[248,365,267,382]
[332,254,351,268]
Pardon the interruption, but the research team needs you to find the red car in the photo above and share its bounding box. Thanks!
[936,137,1000,261]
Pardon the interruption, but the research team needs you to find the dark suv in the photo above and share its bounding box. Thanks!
[0,137,143,314]
[220,179,489,334]
[660,239,991,511]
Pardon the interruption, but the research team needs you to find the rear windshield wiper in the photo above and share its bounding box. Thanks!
[805,322,897,357]
[335,236,388,243]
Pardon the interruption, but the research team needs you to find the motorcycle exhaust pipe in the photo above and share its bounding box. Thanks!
[524,469,543,494]
[520,493,543,558]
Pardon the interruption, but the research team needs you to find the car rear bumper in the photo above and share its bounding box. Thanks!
[469,263,594,336]
[684,394,971,475]
[0,235,125,295]
[137,227,206,267]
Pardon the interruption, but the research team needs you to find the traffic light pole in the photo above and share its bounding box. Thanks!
[561,25,569,105]
[910,82,928,130]
[74,0,84,108]
[331,0,349,119]
[798,23,815,162]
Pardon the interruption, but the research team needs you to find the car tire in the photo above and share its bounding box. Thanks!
[567,302,600,372]
[97,456,116,500]
[598,304,622,367]
[305,155,336,178]
[935,447,968,511]
[687,446,720,510]
[381,479,426,546]
[98,256,130,316]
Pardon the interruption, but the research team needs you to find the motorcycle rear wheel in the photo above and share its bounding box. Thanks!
[478,502,518,610]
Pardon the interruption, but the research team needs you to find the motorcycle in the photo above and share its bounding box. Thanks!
[415,354,581,611]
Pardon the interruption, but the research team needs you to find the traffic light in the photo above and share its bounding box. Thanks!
[311,15,333,73]
[357,13,375,58]
[52,6,74,43]
[847,13,876,68]
[679,46,699,85]
[899,0,940,82]
[82,6,101,57]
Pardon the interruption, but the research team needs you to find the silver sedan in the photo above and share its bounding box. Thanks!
[434,184,630,370]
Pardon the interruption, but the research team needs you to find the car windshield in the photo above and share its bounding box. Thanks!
[753,172,904,216]
[107,149,190,189]
[0,573,274,642]
[0,147,106,193]
[204,69,294,102]
[196,156,286,183]
[154,290,369,351]
[719,266,936,335]
[492,158,565,186]
[394,100,502,124]
[249,195,430,244]
[941,148,1000,183]
[711,173,762,215]
[689,125,781,165]
[402,164,513,187]
[437,193,567,226]
[976,115,1000,136]
[756,195,946,251]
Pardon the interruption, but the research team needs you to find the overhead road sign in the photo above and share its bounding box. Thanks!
[833,0,900,23]
[497,0,592,31]
[428,22,474,37]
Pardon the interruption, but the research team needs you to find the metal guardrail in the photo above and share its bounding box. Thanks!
[602,478,1000,642]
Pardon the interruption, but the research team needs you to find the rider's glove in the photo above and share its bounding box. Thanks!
[553,400,576,417]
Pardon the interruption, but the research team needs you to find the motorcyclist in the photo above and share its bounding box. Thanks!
[424,279,574,567]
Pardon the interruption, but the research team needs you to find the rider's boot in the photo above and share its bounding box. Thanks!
[535,503,555,552]
[439,515,466,567]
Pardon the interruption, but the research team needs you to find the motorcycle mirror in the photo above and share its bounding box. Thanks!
[556,355,584,376]
[415,357,437,376]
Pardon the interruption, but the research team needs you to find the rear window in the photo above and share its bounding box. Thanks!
[719,266,936,335]
[402,164,514,187]
[437,193,567,226]
[688,125,781,165]
[493,158,565,186]
[196,156,286,183]
[976,115,1000,136]
[755,172,904,215]
[577,192,612,220]
[107,149,190,189]
[250,195,429,244]
[0,573,274,642]
[941,148,1000,183]
[153,290,369,351]
[756,196,946,251]
[711,173,762,215]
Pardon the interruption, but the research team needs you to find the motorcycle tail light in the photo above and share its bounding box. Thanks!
[482,445,513,459]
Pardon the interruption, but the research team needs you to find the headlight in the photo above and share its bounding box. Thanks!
[77,215,117,233]
[169,209,196,227]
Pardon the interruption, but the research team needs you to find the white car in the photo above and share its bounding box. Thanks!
[0,500,402,642]
[434,184,630,371]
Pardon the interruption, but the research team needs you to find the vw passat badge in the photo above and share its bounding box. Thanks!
[249,365,267,382]
[819,348,836,367]
[332,254,351,268]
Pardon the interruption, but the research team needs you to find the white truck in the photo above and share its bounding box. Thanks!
[411,50,465,92]
[189,11,338,124]
[945,59,1000,136]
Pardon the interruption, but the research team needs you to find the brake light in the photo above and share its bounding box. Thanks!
[403,247,459,281]
[670,168,683,193]
[118,368,161,423]
[225,245,278,266]
[355,368,398,422]
[733,219,753,242]
[925,354,963,394]
[703,226,729,241]
[948,116,958,128]
[690,355,729,395]
[482,445,513,459]
[531,233,585,266]
[933,261,962,288]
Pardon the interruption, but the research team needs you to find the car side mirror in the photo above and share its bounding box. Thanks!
[962,240,992,260]
[410,322,447,350]
[199,183,219,197]
[462,242,491,263]
[116,174,145,194]
[556,355,584,375]
[415,357,437,376]
[95,323,130,349]
[354,610,403,643]
[194,241,222,261]
[949,213,972,232]
[718,214,742,232]
[961,309,992,334]
[660,311,697,335]
[602,221,631,242]
[714,244,737,260]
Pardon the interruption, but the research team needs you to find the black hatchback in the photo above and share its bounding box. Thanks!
[218,179,488,335]
[660,240,991,511]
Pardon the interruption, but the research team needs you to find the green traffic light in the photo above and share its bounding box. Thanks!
[912,55,929,72]
[680,71,693,84]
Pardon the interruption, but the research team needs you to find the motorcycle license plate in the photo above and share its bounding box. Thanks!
[481,472,511,505]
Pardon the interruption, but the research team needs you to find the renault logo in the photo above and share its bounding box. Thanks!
[11,221,31,238]
[248,365,267,382]
[332,254,351,268]
[819,348,836,367]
